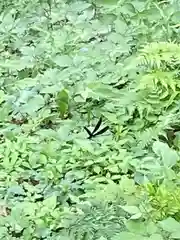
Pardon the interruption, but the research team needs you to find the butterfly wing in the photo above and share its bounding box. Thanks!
[92,117,102,135]
[93,126,109,137]
[84,126,93,139]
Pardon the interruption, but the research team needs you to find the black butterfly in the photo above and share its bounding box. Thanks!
[84,117,109,139]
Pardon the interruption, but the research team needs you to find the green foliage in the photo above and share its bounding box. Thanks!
[1,0,180,239]
[56,89,69,118]
[145,182,180,221]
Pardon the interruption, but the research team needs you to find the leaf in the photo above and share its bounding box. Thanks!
[120,205,140,215]
[126,221,149,235]
[112,232,140,240]
[130,213,142,220]
[53,55,72,67]
[43,195,57,210]
[56,89,69,117]
[87,83,121,99]
[69,2,91,12]
[96,0,119,4]
[93,177,109,183]
[171,231,180,239]
[97,237,107,240]
[0,90,5,104]
[152,141,179,167]
[22,95,45,114]
[159,217,180,233]
[149,234,163,240]
[7,185,26,196]
[132,1,146,12]
[114,19,128,35]
[93,166,101,174]
[106,165,119,173]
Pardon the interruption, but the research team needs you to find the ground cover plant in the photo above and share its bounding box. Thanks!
[1,0,180,239]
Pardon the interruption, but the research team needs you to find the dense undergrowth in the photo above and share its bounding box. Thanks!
[1,0,180,239]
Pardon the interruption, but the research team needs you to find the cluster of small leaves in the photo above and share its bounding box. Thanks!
[1,0,180,239]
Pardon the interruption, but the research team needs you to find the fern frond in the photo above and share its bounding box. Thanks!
[138,70,177,92]
[137,42,180,69]
[137,110,180,149]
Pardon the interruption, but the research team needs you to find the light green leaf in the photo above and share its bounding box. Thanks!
[22,95,45,114]
[149,234,163,240]
[171,231,180,239]
[112,232,140,240]
[97,237,107,240]
[120,205,140,215]
[7,185,26,196]
[130,212,142,220]
[93,166,101,174]
[56,89,69,117]
[53,55,72,67]
[107,165,119,173]
[126,221,147,235]
[43,195,57,210]
[159,217,180,233]
[114,19,128,34]
[153,141,179,167]
[69,2,91,12]
[0,90,5,104]
[96,0,119,4]
[88,83,121,99]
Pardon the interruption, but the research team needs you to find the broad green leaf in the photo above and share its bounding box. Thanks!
[152,141,178,167]
[171,231,180,239]
[126,221,147,235]
[22,95,45,114]
[96,0,119,4]
[69,2,91,12]
[112,232,140,240]
[88,83,121,99]
[114,19,128,35]
[149,234,163,240]
[75,139,94,152]
[97,237,107,240]
[132,1,146,12]
[106,165,119,173]
[53,55,72,67]
[93,166,101,174]
[159,217,180,233]
[7,185,26,196]
[130,213,142,220]
[120,205,140,215]
[43,195,57,210]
